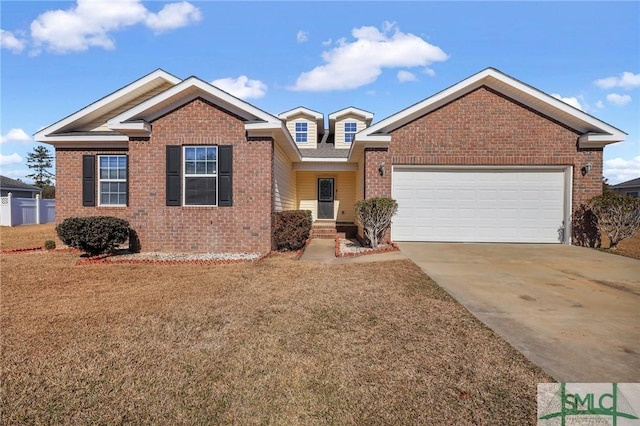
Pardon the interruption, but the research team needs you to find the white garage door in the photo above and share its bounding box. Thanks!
[392,168,567,243]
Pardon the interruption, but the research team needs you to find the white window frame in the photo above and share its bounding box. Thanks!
[98,154,127,206]
[344,122,357,143]
[295,122,308,143]
[183,145,218,206]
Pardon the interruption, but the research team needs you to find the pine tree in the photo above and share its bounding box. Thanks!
[26,145,54,188]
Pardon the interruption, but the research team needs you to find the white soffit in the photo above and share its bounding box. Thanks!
[35,69,181,142]
[107,77,281,128]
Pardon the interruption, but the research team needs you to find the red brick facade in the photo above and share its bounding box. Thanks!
[56,98,273,254]
[364,86,603,242]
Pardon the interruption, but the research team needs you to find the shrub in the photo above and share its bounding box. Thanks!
[572,204,601,248]
[56,216,131,256]
[589,192,640,250]
[272,210,312,251]
[44,240,56,250]
[355,197,398,248]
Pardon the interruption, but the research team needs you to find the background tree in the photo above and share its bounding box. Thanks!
[26,145,54,188]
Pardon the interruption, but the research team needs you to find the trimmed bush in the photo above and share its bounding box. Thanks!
[272,210,312,251]
[44,240,56,250]
[355,197,398,248]
[56,216,131,256]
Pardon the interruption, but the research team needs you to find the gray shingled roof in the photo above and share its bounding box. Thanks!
[0,175,42,192]
[299,133,350,159]
[611,177,640,189]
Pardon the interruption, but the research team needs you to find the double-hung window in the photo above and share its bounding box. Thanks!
[295,122,308,143]
[344,122,357,143]
[183,146,217,206]
[98,155,127,206]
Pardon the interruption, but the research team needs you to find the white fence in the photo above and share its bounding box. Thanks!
[0,193,55,226]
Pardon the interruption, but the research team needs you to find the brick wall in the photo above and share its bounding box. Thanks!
[56,97,273,254]
[364,148,391,198]
[364,86,603,243]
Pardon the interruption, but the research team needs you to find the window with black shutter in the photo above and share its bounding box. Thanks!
[166,145,232,206]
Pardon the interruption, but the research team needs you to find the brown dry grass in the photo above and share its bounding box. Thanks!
[0,223,57,250]
[1,240,552,424]
[601,230,640,260]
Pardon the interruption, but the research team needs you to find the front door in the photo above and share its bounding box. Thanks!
[317,178,334,219]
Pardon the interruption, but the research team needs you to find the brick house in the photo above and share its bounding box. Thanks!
[35,68,625,254]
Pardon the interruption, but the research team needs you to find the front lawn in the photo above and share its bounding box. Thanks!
[1,248,551,424]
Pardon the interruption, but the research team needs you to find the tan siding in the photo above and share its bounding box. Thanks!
[273,143,296,211]
[284,113,318,148]
[296,171,356,222]
[334,114,368,149]
[81,82,176,131]
[356,159,364,201]
[296,172,318,220]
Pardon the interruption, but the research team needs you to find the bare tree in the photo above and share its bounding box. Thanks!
[355,198,398,248]
[590,193,640,249]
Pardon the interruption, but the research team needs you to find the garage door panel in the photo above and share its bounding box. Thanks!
[392,168,566,243]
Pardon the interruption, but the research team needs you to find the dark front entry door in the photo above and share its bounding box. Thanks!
[317,178,334,219]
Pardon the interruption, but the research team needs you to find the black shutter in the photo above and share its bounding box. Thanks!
[166,145,181,206]
[82,155,95,206]
[218,145,233,206]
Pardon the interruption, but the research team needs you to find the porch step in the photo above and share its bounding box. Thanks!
[311,221,337,239]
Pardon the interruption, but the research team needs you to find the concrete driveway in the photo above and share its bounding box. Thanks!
[398,242,640,382]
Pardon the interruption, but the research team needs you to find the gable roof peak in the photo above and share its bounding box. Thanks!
[35,69,182,143]
[357,67,625,149]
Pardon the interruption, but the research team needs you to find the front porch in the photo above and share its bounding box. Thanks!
[296,170,359,223]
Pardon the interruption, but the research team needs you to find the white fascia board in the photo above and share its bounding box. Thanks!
[107,121,152,136]
[578,133,625,148]
[300,157,349,162]
[353,134,392,143]
[34,69,180,141]
[293,162,357,172]
[329,107,374,121]
[347,138,390,162]
[483,71,627,138]
[245,121,282,131]
[41,139,129,149]
[278,106,323,120]
[360,68,626,140]
[108,77,280,127]
[246,121,302,162]
[40,135,129,143]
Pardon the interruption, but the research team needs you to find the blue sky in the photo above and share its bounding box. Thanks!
[1,1,639,184]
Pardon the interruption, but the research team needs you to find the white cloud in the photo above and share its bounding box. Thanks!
[30,0,201,54]
[604,156,640,184]
[423,67,436,77]
[606,93,632,106]
[0,153,23,167]
[211,75,267,99]
[322,38,332,46]
[290,22,448,91]
[1,128,31,144]
[595,72,640,90]
[595,100,605,109]
[0,29,26,53]
[297,30,309,43]
[551,93,583,111]
[145,2,201,34]
[397,70,417,83]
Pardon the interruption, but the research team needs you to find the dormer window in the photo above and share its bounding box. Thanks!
[295,122,308,143]
[344,122,357,143]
